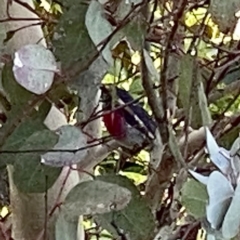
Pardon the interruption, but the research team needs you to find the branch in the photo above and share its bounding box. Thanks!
[78,140,120,171]
[209,79,240,103]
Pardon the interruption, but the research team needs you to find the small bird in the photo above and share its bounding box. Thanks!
[100,85,157,156]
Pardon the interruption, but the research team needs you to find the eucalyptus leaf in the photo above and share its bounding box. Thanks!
[52,1,96,70]
[120,14,146,51]
[179,54,203,128]
[55,212,79,240]
[198,81,212,126]
[62,179,132,221]
[72,56,108,121]
[168,125,185,167]
[143,49,159,82]
[209,0,240,33]
[95,175,155,240]
[85,0,114,66]
[13,44,57,95]
[41,125,88,167]
[13,130,61,193]
[2,62,32,106]
[0,101,51,166]
[181,179,208,218]
[115,0,142,21]
[229,137,240,180]
[179,54,196,113]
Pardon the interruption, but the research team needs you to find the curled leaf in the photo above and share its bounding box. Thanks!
[189,170,209,185]
[205,127,230,175]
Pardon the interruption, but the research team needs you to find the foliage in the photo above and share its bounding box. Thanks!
[2,0,240,239]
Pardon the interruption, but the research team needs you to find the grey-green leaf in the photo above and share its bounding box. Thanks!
[181,179,208,218]
[198,80,212,126]
[52,1,96,70]
[85,0,114,66]
[115,0,142,21]
[41,125,88,167]
[179,54,194,112]
[95,175,155,240]
[120,14,146,51]
[143,49,159,82]
[206,171,234,229]
[13,44,57,95]
[168,125,185,167]
[0,101,51,166]
[62,179,132,221]
[13,130,61,193]
[55,212,79,240]
[209,0,240,33]
[2,62,33,106]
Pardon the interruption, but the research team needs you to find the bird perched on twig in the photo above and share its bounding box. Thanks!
[100,85,157,159]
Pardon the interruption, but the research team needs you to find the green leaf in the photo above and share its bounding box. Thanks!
[115,0,142,21]
[143,49,159,82]
[62,178,132,221]
[181,179,208,218]
[55,212,78,240]
[120,14,146,51]
[85,0,114,66]
[52,1,96,70]
[168,125,185,167]
[198,80,212,126]
[13,129,61,193]
[209,0,240,33]
[42,125,88,167]
[95,175,155,240]
[71,56,108,120]
[129,77,144,95]
[221,61,240,85]
[179,54,204,128]
[179,54,194,112]
[0,101,51,166]
[2,62,33,106]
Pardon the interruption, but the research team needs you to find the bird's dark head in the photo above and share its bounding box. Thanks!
[100,85,117,110]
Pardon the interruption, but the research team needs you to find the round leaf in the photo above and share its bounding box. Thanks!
[95,175,155,240]
[52,2,96,70]
[41,125,88,167]
[13,44,57,95]
[181,179,208,218]
[13,130,61,193]
[62,180,132,221]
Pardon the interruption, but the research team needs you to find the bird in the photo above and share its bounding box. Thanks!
[100,85,157,157]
